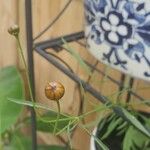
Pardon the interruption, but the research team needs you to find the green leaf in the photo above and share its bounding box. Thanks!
[0,66,24,133]
[4,131,66,150]
[81,126,109,150]
[123,126,150,150]
[62,38,92,75]
[8,132,32,150]
[101,116,123,140]
[38,145,66,150]
[37,111,73,133]
[8,98,74,133]
[94,135,110,150]
[116,107,150,138]
[8,98,69,117]
[139,114,150,130]
[123,126,134,150]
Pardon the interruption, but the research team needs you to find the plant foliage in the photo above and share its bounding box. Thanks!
[0,66,24,134]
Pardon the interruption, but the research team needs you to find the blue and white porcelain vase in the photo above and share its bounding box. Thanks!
[84,0,150,81]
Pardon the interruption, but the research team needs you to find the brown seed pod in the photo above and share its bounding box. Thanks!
[45,81,65,101]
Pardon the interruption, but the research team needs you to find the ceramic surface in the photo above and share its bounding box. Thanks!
[84,0,150,81]
[90,128,97,150]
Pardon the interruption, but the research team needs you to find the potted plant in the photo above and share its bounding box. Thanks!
[1,24,149,150]
[90,107,150,150]
[84,0,150,81]
[84,0,150,149]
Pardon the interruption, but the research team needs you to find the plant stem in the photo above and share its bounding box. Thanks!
[15,35,34,102]
[53,101,61,134]
[79,103,112,120]
[79,125,109,150]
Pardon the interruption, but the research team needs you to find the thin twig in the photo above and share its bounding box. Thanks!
[33,0,73,41]
[53,101,61,134]
[16,35,34,103]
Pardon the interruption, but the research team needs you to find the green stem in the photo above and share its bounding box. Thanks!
[53,101,61,134]
[79,103,112,119]
[41,116,75,123]
[15,35,34,102]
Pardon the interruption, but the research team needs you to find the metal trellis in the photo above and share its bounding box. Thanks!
[25,0,148,150]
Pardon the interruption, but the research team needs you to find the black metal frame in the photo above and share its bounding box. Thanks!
[25,0,37,150]
[25,0,148,149]
[34,31,145,102]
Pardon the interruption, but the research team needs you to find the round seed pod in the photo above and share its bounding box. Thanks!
[45,81,65,101]
[8,24,20,36]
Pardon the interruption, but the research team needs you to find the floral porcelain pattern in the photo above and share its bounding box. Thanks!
[84,0,150,81]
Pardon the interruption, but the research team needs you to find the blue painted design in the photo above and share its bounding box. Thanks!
[100,11,132,46]
[85,0,150,79]
[125,42,145,62]
[110,0,121,9]
[114,0,120,9]
[93,0,107,13]
[103,48,127,69]
[90,25,102,44]
[124,2,146,24]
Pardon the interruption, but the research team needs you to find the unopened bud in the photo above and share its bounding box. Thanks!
[45,81,65,101]
[8,24,19,36]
